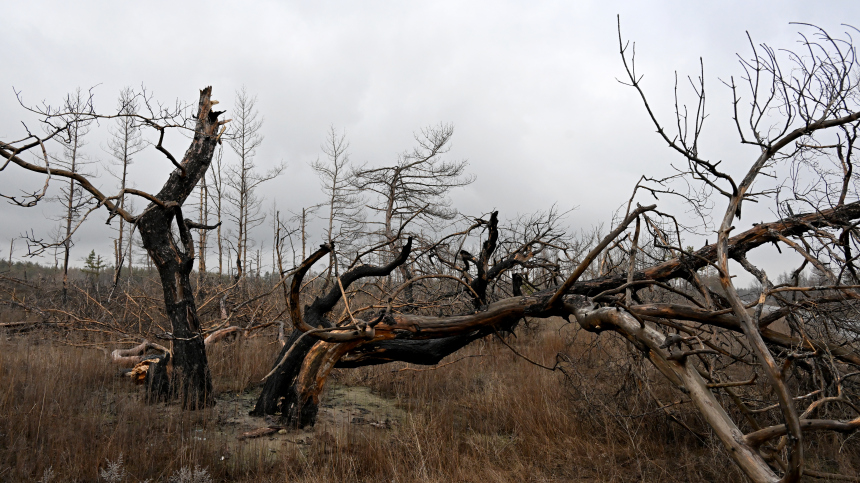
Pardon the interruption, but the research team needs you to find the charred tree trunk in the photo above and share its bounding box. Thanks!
[250,329,317,419]
[289,340,362,426]
[253,213,524,426]
[139,217,213,408]
[252,239,413,425]
[144,353,172,403]
[133,87,224,408]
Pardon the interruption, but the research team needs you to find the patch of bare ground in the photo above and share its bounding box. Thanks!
[213,384,405,460]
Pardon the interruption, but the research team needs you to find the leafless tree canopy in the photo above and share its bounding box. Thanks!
[224,86,284,279]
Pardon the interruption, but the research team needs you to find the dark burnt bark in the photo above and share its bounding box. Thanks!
[250,244,334,419]
[251,238,413,424]
[289,340,361,426]
[144,353,172,403]
[135,87,223,408]
[139,203,213,409]
[512,273,525,296]
[249,329,316,418]
[337,330,489,367]
[469,211,499,307]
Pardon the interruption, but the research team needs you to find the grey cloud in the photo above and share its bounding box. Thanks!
[1,0,855,282]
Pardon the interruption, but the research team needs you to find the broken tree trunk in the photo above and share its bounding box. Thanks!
[251,239,412,425]
[135,87,225,409]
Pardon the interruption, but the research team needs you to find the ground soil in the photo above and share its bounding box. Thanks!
[206,383,406,461]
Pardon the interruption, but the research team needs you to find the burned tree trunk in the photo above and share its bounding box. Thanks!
[250,329,318,419]
[139,214,213,408]
[253,213,531,426]
[132,87,226,408]
[111,340,172,401]
[251,244,335,420]
[254,201,860,435]
[252,239,413,425]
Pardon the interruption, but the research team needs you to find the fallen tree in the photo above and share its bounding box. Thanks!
[250,23,860,483]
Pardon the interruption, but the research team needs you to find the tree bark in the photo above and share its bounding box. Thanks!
[135,87,224,408]
[252,239,412,424]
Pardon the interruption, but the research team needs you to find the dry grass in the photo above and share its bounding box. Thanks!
[4,321,849,482]
[325,321,746,482]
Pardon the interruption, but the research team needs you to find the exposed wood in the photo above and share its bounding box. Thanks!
[745,417,860,448]
[203,326,242,347]
[110,340,171,367]
[237,426,282,441]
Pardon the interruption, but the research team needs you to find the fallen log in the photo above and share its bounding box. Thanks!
[203,326,242,347]
[110,340,171,367]
[0,321,41,333]
[237,426,282,440]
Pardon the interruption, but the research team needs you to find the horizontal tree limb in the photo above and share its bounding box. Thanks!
[745,417,860,448]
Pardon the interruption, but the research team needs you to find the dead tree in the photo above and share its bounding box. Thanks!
[1,86,228,408]
[104,87,145,297]
[47,88,95,305]
[208,145,226,277]
[612,20,860,481]
[251,25,860,482]
[224,87,282,279]
[252,208,573,424]
[311,126,364,286]
[351,123,475,302]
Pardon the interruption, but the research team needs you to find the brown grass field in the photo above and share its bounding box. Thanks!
[0,319,801,483]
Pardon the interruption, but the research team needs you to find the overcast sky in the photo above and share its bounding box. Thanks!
[1,0,858,280]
